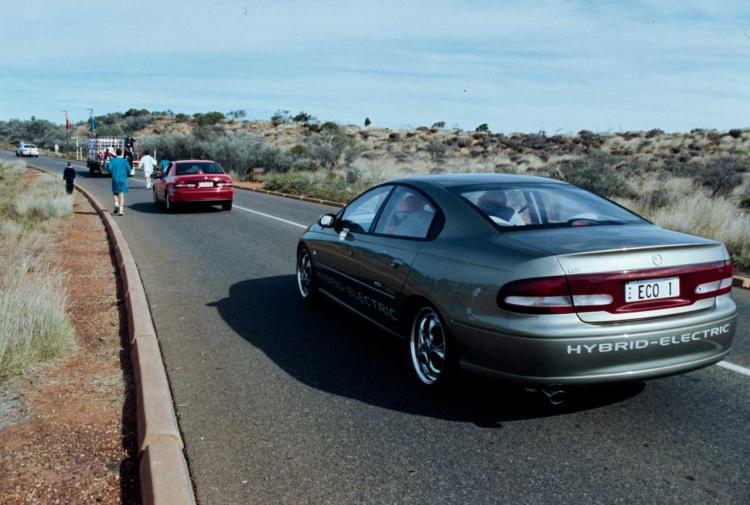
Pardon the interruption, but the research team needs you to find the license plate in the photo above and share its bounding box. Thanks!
[625,277,679,302]
[198,181,213,188]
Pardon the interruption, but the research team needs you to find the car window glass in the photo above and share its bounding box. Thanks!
[165,164,172,176]
[374,187,436,238]
[175,162,224,175]
[456,183,645,229]
[340,186,392,233]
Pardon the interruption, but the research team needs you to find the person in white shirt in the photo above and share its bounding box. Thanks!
[139,149,157,189]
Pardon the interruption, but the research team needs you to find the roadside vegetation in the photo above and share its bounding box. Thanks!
[5,109,749,270]
[0,160,74,381]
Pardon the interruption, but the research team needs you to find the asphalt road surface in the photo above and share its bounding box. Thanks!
[8,152,750,505]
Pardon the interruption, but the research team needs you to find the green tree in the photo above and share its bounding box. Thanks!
[475,123,490,133]
[293,111,312,123]
[364,117,371,127]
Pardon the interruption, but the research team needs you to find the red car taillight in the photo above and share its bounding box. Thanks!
[498,260,733,315]
[216,181,232,187]
[173,182,197,189]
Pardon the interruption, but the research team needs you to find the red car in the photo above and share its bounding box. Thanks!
[153,160,233,211]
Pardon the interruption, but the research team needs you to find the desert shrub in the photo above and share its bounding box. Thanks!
[289,144,307,158]
[551,153,632,198]
[427,141,448,162]
[271,109,292,126]
[728,129,743,139]
[143,133,293,177]
[264,171,363,202]
[192,111,224,127]
[293,111,312,123]
[431,121,446,129]
[290,159,318,172]
[695,157,745,196]
[305,124,360,171]
[175,113,189,122]
[226,109,247,120]
[740,185,750,209]
[125,114,154,133]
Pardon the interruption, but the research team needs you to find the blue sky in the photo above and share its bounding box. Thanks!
[1,0,749,132]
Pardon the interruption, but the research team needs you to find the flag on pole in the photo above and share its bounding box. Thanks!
[65,112,72,130]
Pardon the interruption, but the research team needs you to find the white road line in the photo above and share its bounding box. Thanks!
[717,360,750,377]
[234,204,308,229]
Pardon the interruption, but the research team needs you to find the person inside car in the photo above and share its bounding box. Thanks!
[476,190,525,226]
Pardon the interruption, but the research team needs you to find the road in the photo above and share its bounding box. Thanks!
[7,152,750,505]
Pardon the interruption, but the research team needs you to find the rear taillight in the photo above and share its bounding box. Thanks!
[216,181,232,187]
[174,182,197,188]
[694,260,733,297]
[499,260,733,315]
[498,277,575,314]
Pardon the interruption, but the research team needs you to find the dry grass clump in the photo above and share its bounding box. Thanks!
[0,161,74,381]
[15,178,73,219]
[619,181,750,272]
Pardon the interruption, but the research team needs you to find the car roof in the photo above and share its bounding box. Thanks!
[174,160,217,164]
[388,173,567,188]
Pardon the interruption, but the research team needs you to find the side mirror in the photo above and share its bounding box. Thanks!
[318,214,336,228]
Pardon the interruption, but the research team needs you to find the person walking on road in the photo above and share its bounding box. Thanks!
[139,149,157,189]
[62,161,76,196]
[110,148,130,215]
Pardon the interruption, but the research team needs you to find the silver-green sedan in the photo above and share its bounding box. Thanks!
[296,174,737,389]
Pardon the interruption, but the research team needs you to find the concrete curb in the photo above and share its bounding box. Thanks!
[232,181,345,208]
[734,275,750,289]
[29,166,196,505]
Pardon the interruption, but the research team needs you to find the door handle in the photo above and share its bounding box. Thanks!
[390,259,405,269]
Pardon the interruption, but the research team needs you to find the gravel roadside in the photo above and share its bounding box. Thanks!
[0,187,139,503]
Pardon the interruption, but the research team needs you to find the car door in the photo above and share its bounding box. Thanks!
[154,163,173,201]
[312,185,394,321]
[345,186,439,328]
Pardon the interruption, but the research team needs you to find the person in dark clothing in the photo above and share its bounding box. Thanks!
[62,162,76,195]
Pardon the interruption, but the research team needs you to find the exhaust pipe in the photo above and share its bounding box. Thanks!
[541,388,567,406]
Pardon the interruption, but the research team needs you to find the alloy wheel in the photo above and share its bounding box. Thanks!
[410,307,447,385]
[297,249,313,298]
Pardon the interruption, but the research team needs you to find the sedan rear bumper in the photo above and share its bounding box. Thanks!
[454,299,737,386]
[170,188,233,202]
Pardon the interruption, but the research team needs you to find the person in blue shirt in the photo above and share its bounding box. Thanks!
[110,148,130,215]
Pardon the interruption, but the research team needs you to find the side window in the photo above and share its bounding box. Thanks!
[165,164,172,177]
[374,187,436,239]
[340,186,392,233]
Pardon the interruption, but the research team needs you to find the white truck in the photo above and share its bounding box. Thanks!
[86,137,139,176]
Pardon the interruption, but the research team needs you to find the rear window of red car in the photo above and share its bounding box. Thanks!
[175,162,224,175]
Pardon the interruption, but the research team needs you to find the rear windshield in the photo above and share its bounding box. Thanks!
[451,183,646,230]
[175,162,224,175]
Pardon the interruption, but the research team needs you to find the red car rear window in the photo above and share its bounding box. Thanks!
[176,162,224,175]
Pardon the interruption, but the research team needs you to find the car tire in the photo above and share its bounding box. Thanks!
[221,201,232,211]
[409,305,455,387]
[296,246,318,302]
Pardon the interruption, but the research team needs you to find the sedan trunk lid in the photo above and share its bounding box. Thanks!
[508,224,731,323]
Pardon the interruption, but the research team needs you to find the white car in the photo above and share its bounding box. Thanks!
[16,143,40,157]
